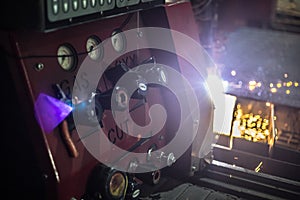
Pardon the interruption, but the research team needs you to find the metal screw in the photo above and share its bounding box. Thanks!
[159,135,164,140]
[42,174,48,180]
[137,31,143,38]
[166,153,176,166]
[35,63,44,71]
[192,165,197,171]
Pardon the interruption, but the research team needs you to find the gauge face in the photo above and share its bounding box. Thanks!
[86,35,103,61]
[109,172,126,198]
[111,29,126,53]
[57,44,77,71]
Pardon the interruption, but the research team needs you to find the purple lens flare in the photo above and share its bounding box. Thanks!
[34,93,73,133]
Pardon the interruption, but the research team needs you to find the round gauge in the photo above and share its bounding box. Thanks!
[109,172,127,198]
[86,35,103,61]
[111,29,126,53]
[57,44,77,71]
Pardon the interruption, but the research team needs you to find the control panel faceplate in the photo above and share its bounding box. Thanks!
[8,11,174,199]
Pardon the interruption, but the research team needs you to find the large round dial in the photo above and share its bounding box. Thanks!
[86,35,103,61]
[57,44,77,71]
[111,29,126,53]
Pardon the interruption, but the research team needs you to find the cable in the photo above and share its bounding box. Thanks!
[119,13,134,31]
[192,0,212,15]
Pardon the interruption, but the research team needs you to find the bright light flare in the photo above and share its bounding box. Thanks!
[206,71,236,135]
[231,70,236,76]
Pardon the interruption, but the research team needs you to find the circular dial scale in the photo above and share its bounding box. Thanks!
[57,44,77,71]
[86,35,103,61]
[111,29,126,53]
